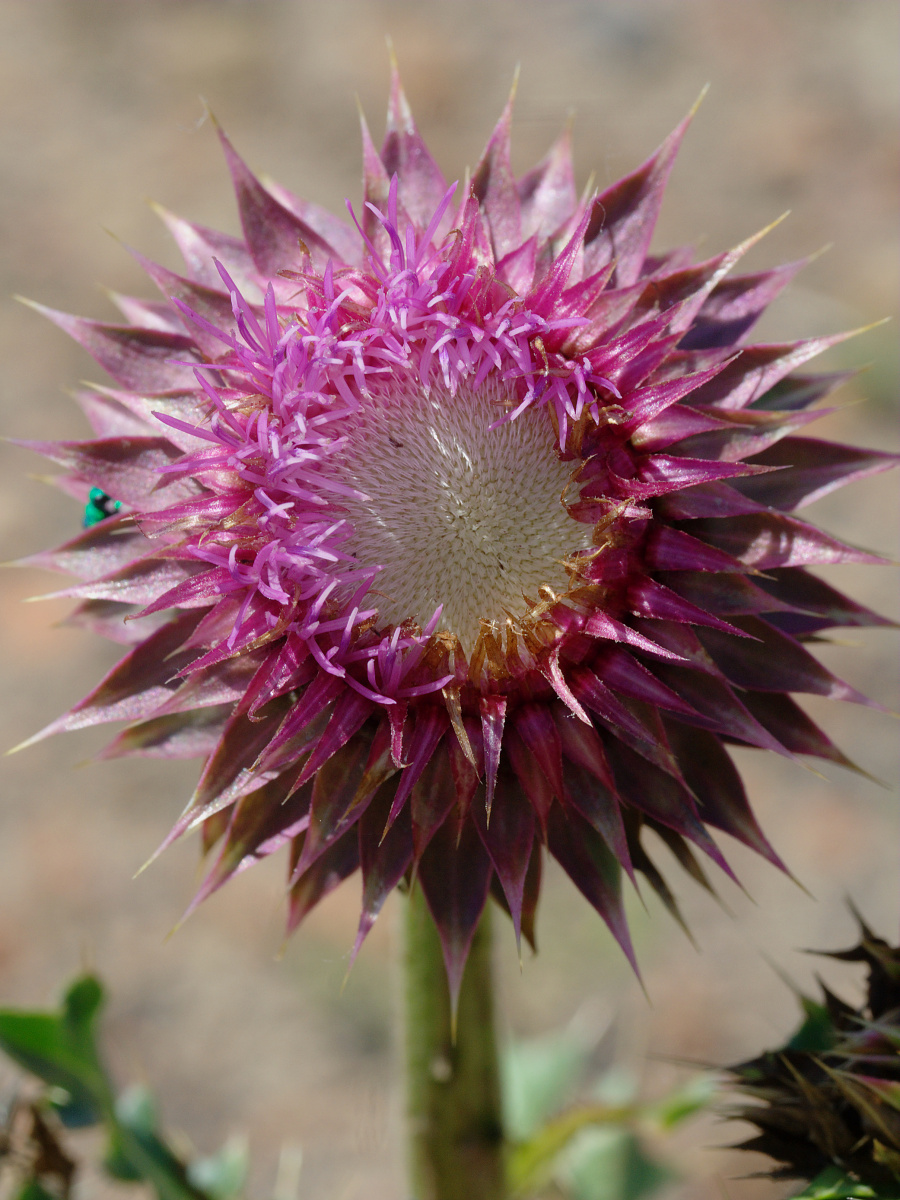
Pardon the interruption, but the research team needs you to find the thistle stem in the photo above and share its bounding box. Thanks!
[404,885,506,1199]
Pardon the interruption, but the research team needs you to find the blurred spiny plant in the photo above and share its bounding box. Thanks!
[0,973,715,1200]
[726,911,900,1200]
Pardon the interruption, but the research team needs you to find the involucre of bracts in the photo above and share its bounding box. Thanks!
[16,72,897,1005]
[727,912,900,1190]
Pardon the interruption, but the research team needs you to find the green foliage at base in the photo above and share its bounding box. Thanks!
[502,1030,716,1199]
[788,1165,880,1199]
[0,976,246,1200]
[0,971,716,1200]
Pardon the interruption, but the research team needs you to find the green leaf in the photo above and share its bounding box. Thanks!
[788,998,837,1054]
[104,1131,145,1184]
[590,1067,638,1108]
[507,1103,634,1196]
[644,1073,719,1131]
[0,975,112,1127]
[62,977,104,1029]
[785,1165,878,1198]
[565,1128,675,1200]
[0,975,228,1200]
[109,1084,210,1200]
[116,1083,159,1135]
[104,1086,161,1181]
[187,1136,249,1200]
[502,1032,589,1141]
[11,1180,59,1200]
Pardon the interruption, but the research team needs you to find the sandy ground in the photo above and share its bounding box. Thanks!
[0,3,897,1198]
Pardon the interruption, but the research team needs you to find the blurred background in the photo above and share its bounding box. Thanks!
[0,2,897,1197]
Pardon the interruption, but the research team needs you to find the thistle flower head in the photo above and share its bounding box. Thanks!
[19,73,896,1003]
[728,911,900,1191]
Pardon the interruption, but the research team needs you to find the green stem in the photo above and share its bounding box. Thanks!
[404,885,507,1200]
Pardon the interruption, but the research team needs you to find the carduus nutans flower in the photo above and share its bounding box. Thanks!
[18,74,896,1002]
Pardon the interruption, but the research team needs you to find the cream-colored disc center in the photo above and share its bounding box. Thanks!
[332,378,591,656]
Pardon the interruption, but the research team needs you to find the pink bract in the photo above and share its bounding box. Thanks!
[19,73,896,1003]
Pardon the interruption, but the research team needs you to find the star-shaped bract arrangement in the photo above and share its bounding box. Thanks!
[18,73,896,1007]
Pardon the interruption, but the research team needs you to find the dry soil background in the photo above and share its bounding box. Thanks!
[0,3,897,1198]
